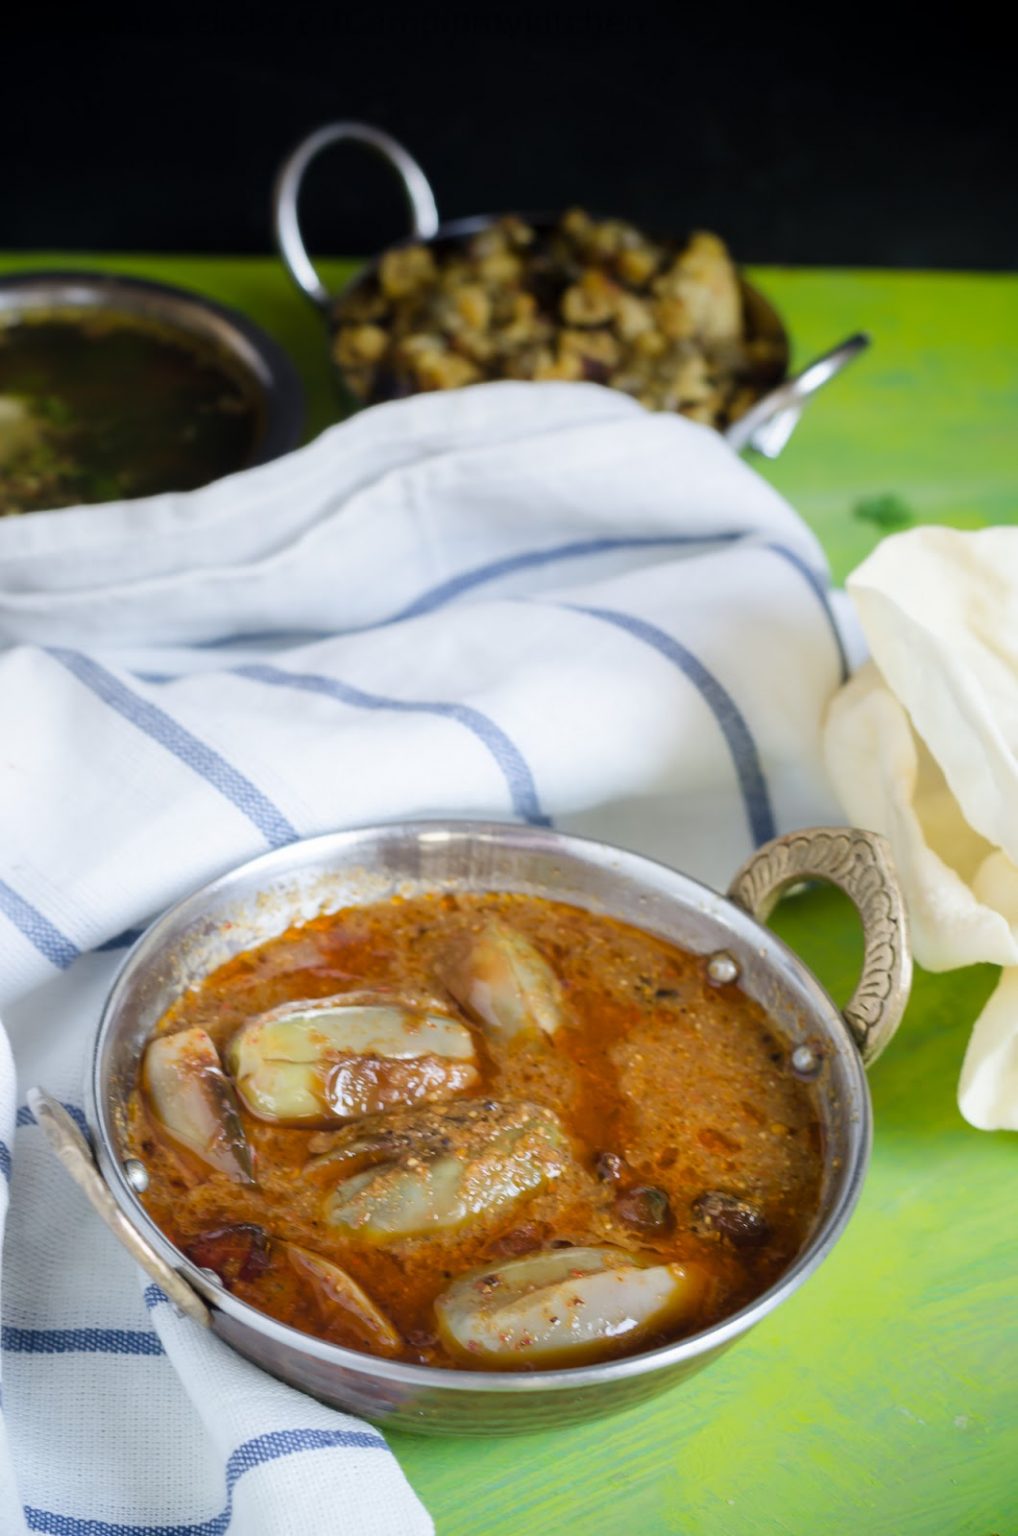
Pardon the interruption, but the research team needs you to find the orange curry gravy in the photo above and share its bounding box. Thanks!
[124,892,824,1370]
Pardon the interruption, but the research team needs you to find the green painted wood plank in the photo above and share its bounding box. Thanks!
[747,268,1018,582]
[390,900,1015,1536]
[3,253,1015,1533]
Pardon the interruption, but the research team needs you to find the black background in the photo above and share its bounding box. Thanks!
[3,23,1013,269]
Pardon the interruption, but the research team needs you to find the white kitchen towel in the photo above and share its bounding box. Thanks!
[0,381,846,1535]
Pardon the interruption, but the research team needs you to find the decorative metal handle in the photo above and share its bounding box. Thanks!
[727,827,912,1064]
[274,121,440,312]
[724,332,870,457]
[27,1087,211,1328]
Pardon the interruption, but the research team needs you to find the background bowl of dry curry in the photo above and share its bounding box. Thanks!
[32,819,910,1434]
[273,122,869,457]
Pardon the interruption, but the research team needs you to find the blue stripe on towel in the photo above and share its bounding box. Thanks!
[0,1139,11,1183]
[125,531,836,666]
[2,1327,163,1357]
[191,629,331,652]
[47,649,298,849]
[0,878,81,971]
[386,532,752,625]
[95,926,147,953]
[562,604,777,847]
[16,1100,88,1136]
[764,542,849,682]
[233,662,550,827]
[24,1427,387,1536]
[186,532,755,651]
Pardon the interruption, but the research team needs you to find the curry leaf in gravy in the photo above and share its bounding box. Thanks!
[286,1243,402,1354]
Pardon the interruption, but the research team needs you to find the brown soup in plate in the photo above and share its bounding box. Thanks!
[125,891,823,1371]
[0,309,260,514]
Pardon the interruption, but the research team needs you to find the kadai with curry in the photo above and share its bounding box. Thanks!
[124,890,825,1372]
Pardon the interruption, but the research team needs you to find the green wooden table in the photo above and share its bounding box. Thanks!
[4,254,1016,1534]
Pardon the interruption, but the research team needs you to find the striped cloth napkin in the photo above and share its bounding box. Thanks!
[0,382,848,1534]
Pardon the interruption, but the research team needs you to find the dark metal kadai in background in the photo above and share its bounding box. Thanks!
[273,122,869,458]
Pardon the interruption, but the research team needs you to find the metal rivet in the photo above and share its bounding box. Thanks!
[791,1044,822,1079]
[707,951,740,984]
[123,1158,149,1192]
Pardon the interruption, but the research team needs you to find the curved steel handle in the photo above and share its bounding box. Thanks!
[274,121,440,312]
[27,1087,211,1328]
[727,827,912,1064]
[725,332,870,457]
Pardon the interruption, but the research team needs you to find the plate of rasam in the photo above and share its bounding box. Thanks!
[0,272,303,515]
